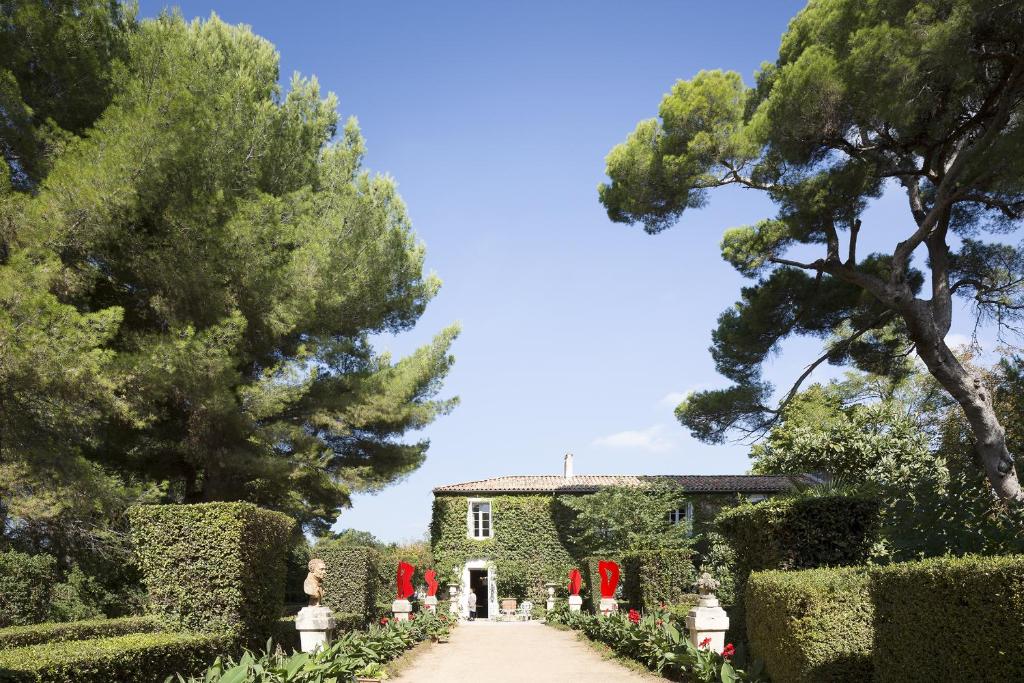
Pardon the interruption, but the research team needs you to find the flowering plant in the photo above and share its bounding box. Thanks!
[628,609,641,624]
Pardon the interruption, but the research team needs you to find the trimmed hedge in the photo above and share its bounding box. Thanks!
[129,502,295,642]
[0,615,162,649]
[316,542,379,623]
[0,551,56,627]
[583,556,623,611]
[716,495,881,573]
[871,553,1024,681]
[746,567,873,683]
[622,549,696,611]
[0,631,229,682]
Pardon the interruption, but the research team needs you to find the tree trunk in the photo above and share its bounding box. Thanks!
[914,331,1024,503]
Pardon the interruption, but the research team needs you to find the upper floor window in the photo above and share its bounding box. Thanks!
[667,502,694,529]
[469,500,492,539]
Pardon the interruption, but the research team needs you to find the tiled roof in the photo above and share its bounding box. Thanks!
[432,474,821,495]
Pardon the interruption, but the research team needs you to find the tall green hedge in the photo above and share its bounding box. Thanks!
[871,554,1024,681]
[0,551,56,628]
[622,549,696,611]
[746,567,873,683]
[0,631,229,683]
[431,494,577,603]
[583,556,623,611]
[716,495,881,574]
[129,502,295,642]
[315,543,378,623]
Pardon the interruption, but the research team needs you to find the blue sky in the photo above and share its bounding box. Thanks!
[137,1,991,541]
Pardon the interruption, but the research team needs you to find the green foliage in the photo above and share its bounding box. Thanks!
[599,0,1024,502]
[2,9,458,538]
[870,554,1024,681]
[177,612,454,682]
[583,556,622,611]
[129,503,295,642]
[716,495,880,575]
[745,567,872,683]
[0,0,135,187]
[0,615,162,649]
[0,550,55,627]
[431,495,577,603]
[698,532,737,606]
[315,542,378,624]
[622,549,697,612]
[0,630,230,683]
[562,484,694,556]
[283,536,312,606]
[548,607,764,682]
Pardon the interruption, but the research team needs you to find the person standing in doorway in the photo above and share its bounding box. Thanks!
[468,588,477,621]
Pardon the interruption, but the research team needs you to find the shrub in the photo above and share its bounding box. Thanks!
[47,565,108,623]
[871,553,1024,681]
[0,631,230,682]
[0,551,56,627]
[129,502,295,642]
[716,495,881,574]
[315,542,379,623]
[622,549,696,611]
[0,615,162,649]
[746,567,873,683]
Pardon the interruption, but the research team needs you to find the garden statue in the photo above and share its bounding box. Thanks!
[567,568,583,612]
[295,558,336,653]
[545,581,557,611]
[686,572,729,653]
[393,561,415,621]
[598,560,620,616]
[423,569,439,613]
[304,558,326,606]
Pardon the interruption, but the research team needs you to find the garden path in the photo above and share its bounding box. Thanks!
[390,620,661,682]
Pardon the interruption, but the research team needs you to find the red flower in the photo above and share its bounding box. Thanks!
[656,619,663,626]
[699,637,712,649]
[722,643,735,660]
[380,617,389,625]
[659,602,665,609]
[628,609,640,624]
[409,614,415,621]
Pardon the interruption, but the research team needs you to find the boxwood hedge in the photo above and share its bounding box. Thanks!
[746,567,873,683]
[315,542,379,623]
[622,549,696,612]
[129,502,295,642]
[0,615,162,649]
[871,553,1024,681]
[0,631,229,682]
[0,551,56,627]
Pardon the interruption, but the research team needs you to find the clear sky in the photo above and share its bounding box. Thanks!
[136,1,990,541]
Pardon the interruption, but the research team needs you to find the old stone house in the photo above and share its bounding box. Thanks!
[430,454,820,619]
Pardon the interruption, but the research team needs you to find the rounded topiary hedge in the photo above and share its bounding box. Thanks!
[129,502,295,642]
[746,567,873,683]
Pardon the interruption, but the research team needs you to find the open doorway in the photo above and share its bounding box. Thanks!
[469,568,489,619]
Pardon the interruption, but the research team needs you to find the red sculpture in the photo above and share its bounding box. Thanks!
[424,569,439,597]
[598,560,620,599]
[396,561,415,600]
[568,568,582,596]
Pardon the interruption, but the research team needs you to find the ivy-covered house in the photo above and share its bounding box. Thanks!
[431,454,821,618]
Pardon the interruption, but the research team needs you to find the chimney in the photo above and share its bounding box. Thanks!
[563,453,574,480]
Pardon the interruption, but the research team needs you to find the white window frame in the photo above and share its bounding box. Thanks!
[748,494,767,503]
[466,498,493,539]
[667,502,694,526]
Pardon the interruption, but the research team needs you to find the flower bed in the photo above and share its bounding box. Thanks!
[546,604,763,682]
[176,610,457,681]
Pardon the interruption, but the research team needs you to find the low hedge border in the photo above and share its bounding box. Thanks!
[746,567,873,683]
[0,615,163,649]
[871,553,1024,681]
[0,631,231,683]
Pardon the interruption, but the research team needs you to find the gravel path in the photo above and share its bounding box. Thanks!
[390,620,660,682]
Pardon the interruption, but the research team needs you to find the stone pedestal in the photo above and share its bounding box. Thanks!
[599,597,618,616]
[423,595,438,613]
[295,606,336,653]
[568,594,582,612]
[392,598,412,622]
[448,584,459,617]
[686,594,730,653]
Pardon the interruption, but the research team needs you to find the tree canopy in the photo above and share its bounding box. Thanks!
[1,5,457,559]
[599,0,1024,503]
[561,484,694,556]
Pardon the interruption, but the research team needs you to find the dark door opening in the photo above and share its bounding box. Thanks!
[469,569,488,619]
